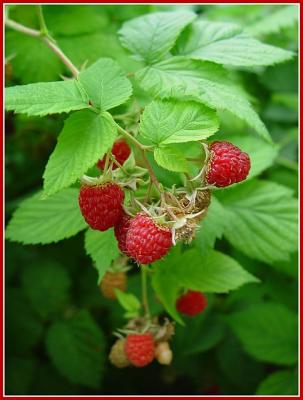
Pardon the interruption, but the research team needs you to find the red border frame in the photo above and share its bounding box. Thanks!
[2,1,301,399]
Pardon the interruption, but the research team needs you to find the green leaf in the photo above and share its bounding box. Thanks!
[84,228,120,283]
[177,315,226,355]
[115,290,141,315]
[78,58,132,111]
[118,11,196,64]
[21,262,71,319]
[195,196,226,255]
[5,80,89,116]
[140,99,219,145]
[6,289,43,355]
[226,303,298,366]
[154,145,189,172]
[6,31,62,84]
[6,188,87,245]
[46,310,105,389]
[152,246,258,323]
[176,249,259,293]
[216,180,298,264]
[174,20,293,67]
[256,369,298,395]
[43,110,117,196]
[136,57,270,141]
[216,334,266,392]
[248,5,299,37]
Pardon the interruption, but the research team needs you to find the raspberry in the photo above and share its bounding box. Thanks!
[78,182,124,231]
[109,339,130,368]
[126,213,172,264]
[155,341,173,365]
[100,271,127,300]
[176,290,208,316]
[114,211,132,256]
[206,141,251,187]
[125,333,155,367]
[97,139,131,170]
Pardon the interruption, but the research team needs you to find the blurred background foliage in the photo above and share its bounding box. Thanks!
[5,4,298,395]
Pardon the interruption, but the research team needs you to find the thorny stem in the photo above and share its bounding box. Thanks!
[5,17,79,77]
[141,265,150,318]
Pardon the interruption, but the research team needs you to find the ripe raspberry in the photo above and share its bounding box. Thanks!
[97,139,131,170]
[176,290,208,316]
[114,211,132,256]
[109,339,130,368]
[125,333,155,367]
[155,342,173,365]
[206,141,251,187]
[100,271,127,300]
[126,213,172,264]
[78,182,124,231]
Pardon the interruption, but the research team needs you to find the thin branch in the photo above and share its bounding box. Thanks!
[42,37,79,77]
[5,18,40,37]
[5,18,79,77]
[116,124,150,151]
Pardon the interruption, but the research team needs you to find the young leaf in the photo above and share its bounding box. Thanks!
[140,99,219,145]
[256,369,298,395]
[152,246,258,323]
[115,289,141,317]
[46,310,105,389]
[174,20,294,67]
[6,188,87,245]
[43,110,117,197]
[216,180,298,264]
[118,11,196,64]
[84,228,119,283]
[154,145,189,173]
[5,80,89,116]
[226,303,298,366]
[136,57,270,141]
[78,58,132,111]
[21,262,71,319]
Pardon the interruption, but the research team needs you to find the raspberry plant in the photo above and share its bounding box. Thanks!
[5,5,298,396]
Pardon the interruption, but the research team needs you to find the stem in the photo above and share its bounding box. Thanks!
[141,265,150,317]
[5,18,40,37]
[116,124,149,151]
[5,18,79,77]
[36,5,48,34]
[140,150,162,193]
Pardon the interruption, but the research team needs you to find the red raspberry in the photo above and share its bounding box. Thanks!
[97,139,131,170]
[124,333,155,367]
[79,182,124,231]
[126,213,172,264]
[176,290,208,316]
[206,141,250,187]
[114,211,132,256]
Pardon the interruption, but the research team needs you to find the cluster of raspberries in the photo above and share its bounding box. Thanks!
[79,139,251,265]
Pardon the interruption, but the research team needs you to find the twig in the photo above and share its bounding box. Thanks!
[5,17,79,77]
